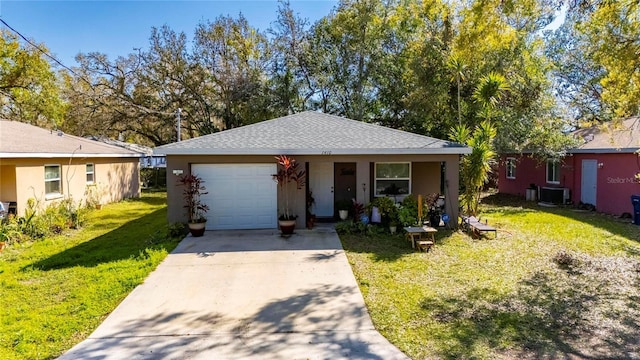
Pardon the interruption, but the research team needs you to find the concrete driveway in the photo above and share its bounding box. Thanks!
[59,227,408,359]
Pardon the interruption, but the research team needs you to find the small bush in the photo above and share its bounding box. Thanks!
[398,195,419,226]
[168,222,188,238]
[366,197,399,226]
[0,215,25,245]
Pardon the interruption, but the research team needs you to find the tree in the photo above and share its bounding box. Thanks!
[0,30,66,127]
[307,0,391,121]
[267,1,315,115]
[449,121,497,216]
[193,14,271,129]
[549,0,640,120]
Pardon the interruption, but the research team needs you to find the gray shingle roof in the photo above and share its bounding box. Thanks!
[0,120,142,158]
[154,111,470,155]
[571,117,640,153]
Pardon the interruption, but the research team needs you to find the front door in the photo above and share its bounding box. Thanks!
[309,162,334,217]
[334,163,357,218]
[581,159,597,206]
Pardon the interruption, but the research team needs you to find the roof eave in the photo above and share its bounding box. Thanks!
[155,148,471,156]
[0,152,143,158]
[569,147,639,154]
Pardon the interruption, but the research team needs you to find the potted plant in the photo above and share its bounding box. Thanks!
[84,183,106,210]
[389,220,398,234]
[178,173,209,237]
[425,193,443,227]
[336,200,351,220]
[272,155,306,235]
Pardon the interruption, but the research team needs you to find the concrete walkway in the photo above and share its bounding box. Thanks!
[59,227,408,359]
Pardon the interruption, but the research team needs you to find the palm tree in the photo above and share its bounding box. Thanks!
[449,72,507,216]
[449,121,497,215]
[447,56,467,126]
[473,72,510,119]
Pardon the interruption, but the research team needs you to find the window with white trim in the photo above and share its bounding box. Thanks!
[375,162,411,196]
[45,165,61,196]
[506,158,516,179]
[546,161,560,184]
[86,163,95,184]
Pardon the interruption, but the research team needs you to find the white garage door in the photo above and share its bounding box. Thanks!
[192,164,277,230]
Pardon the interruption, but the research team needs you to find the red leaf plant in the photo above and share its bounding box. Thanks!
[272,155,306,221]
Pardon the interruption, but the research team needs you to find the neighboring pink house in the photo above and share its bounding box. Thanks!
[498,118,640,216]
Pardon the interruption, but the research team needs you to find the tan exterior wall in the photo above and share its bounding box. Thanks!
[0,165,17,203]
[0,157,140,216]
[166,154,461,227]
[411,162,442,197]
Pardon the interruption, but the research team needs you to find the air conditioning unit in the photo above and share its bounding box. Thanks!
[539,187,570,204]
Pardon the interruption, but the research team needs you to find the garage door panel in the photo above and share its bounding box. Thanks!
[192,164,277,230]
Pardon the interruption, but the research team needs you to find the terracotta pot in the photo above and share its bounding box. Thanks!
[279,219,296,235]
[0,241,6,253]
[188,222,206,237]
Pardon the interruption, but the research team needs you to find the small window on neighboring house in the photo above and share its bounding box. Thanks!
[86,163,95,184]
[506,158,516,179]
[375,162,411,196]
[546,161,560,184]
[45,165,61,196]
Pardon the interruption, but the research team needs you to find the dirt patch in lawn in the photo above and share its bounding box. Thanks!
[427,250,640,359]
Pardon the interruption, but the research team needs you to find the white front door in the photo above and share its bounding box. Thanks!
[581,159,597,206]
[309,162,334,217]
[192,164,277,230]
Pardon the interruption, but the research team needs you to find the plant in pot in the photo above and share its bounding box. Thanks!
[425,193,444,227]
[178,173,209,237]
[272,155,306,235]
[336,200,351,220]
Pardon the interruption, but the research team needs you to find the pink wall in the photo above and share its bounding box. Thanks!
[498,153,640,216]
[497,155,570,196]
[572,153,640,215]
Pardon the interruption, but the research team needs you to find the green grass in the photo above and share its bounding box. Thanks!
[0,193,182,360]
[341,194,640,359]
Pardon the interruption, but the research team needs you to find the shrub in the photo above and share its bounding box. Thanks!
[335,220,369,235]
[398,195,419,226]
[0,215,25,245]
[366,197,399,226]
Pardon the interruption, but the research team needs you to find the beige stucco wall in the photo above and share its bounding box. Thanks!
[166,154,461,228]
[411,162,442,197]
[0,157,140,216]
[0,165,17,203]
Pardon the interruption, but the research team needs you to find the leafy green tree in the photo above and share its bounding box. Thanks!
[0,30,66,127]
[549,0,640,120]
[449,121,497,216]
[193,14,271,129]
[267,1,315,115]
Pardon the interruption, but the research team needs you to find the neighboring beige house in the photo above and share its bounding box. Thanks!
[155,111,470,230]
[0,120,142,216]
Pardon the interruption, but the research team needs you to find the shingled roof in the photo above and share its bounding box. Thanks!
[154,111,470,155]
[572,117,640,153]
[0,120,141,158]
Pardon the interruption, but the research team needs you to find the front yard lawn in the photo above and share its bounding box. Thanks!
[0,193,181,360]
[341,194,640,359]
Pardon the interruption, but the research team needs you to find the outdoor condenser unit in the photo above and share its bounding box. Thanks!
[539,187,570,204]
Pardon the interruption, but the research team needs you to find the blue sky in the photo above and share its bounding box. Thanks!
[0,1,338,67]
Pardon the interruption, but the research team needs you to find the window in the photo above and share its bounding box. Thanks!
[506,158,516,179]
[86,163,95,184]
[375,162,411,196]
[45,165,61,196]
[546,161,560,184]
